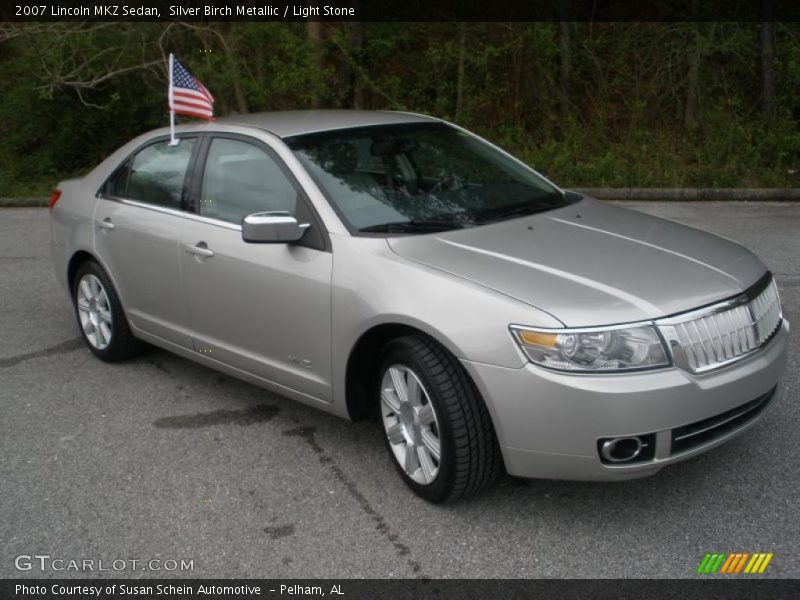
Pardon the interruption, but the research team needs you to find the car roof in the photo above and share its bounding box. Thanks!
[214,109,440,138]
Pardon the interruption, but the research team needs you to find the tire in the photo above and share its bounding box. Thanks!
[72,260,142,362]
[377,334,503,502]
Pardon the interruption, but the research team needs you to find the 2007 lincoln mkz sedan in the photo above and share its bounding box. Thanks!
[50,110,789,502]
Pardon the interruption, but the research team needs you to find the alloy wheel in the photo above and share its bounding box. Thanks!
[76,274,113,350]
[380,364,442,485]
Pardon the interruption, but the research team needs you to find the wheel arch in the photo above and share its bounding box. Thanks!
[67,250,97,292]
[344,319,472,422]
[66,249,126,314]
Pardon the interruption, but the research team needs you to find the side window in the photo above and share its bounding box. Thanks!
[105,160,130,197]
[126,139,196,209]
[200,138,297,224]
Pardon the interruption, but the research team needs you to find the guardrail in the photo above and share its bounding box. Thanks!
[2,188,799,208]
[573,188,800,201]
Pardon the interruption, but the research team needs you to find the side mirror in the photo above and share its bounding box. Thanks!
[242,211,310,244]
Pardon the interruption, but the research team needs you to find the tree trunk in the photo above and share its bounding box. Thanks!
[349,21,364,109]
[455,23,466,121]
[232,77,249,114]
[685,28,701,133]
[307,20,324,108]
[558,2,571,124]
[761,0,776,118]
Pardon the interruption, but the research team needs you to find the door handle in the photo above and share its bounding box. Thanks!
[97,217,115,230]
[184,242,215,257]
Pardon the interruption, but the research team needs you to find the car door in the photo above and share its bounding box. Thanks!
[179,135,333,402]
[94,136,197,347]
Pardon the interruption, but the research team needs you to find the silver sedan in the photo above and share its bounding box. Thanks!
[49,110,789,502]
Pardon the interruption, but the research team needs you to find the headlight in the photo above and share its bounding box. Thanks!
[510,323,670,373]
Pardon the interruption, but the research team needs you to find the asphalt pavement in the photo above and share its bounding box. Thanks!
[1,202,798,579]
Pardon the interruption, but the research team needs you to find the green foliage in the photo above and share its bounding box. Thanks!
[1,21,799,195]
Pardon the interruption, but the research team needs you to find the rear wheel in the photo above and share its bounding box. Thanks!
[73,261,142,361]
[377,334,503,502]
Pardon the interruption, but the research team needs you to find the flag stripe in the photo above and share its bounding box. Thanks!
[172,97,214,112]
[172,101,212,113]
[173,89,210,102]
[174,108,214,120]
[194,79,214,102]
[172,94,211,105]
[173,105,213,117]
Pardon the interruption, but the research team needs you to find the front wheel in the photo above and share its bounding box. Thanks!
[377,335,503,502]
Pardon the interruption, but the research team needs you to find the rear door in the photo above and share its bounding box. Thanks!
[179,135,333,402]
[94,136,198,347]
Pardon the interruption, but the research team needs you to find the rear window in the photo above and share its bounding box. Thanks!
[103,138,196,210]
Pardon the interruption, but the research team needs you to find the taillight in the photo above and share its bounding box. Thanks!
[48,189,62,213]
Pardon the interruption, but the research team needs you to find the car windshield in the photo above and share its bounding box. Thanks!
[284,122,575,233]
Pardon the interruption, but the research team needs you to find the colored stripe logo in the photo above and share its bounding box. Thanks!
[697,552,773,574]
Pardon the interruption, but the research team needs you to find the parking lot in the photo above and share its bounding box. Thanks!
[1,201,798,579]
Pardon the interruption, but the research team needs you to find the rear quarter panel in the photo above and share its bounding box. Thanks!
[49,178,96,296]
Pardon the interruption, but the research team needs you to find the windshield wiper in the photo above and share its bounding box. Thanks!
[359,219,470,233]
[471,201,554,223]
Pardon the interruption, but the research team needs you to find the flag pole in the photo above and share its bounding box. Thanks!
[168,53,178,146]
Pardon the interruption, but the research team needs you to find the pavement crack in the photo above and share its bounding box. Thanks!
[0,338,83,368]
[283,425,426,578]
[153,404,279,429]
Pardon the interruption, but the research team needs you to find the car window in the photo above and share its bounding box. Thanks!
[286,123,571,233]
[200,138,297,225]
[103,160,132,197]
[126,139,196,210]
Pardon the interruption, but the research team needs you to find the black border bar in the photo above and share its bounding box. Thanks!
[2,0,800,22]
[2,579,800,600]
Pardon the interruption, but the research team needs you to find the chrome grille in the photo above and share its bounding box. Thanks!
[656,277,782,373]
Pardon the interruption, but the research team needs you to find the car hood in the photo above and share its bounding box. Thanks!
[386,197,767,327]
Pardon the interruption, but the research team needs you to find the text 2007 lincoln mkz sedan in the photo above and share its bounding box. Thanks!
[50,110,789,502]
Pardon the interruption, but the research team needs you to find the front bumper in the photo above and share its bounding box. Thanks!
[461,321,789,481]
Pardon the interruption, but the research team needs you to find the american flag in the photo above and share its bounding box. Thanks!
[169,56,214,120]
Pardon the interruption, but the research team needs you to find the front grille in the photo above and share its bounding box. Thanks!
[670,386,776,455]
[656,275,782,373]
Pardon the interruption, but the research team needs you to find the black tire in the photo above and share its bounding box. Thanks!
[72,260,142,362]
[377,334,503,502]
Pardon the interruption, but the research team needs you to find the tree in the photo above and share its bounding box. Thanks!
[761,0,776,118]
[455,23,466,120]
[306,21,324,108]
[558,1,572,125]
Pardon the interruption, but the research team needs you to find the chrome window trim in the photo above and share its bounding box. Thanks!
[96,194,185,218]
[118,197,185,218]
[184,211,242,231]
[96,195,243,232]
